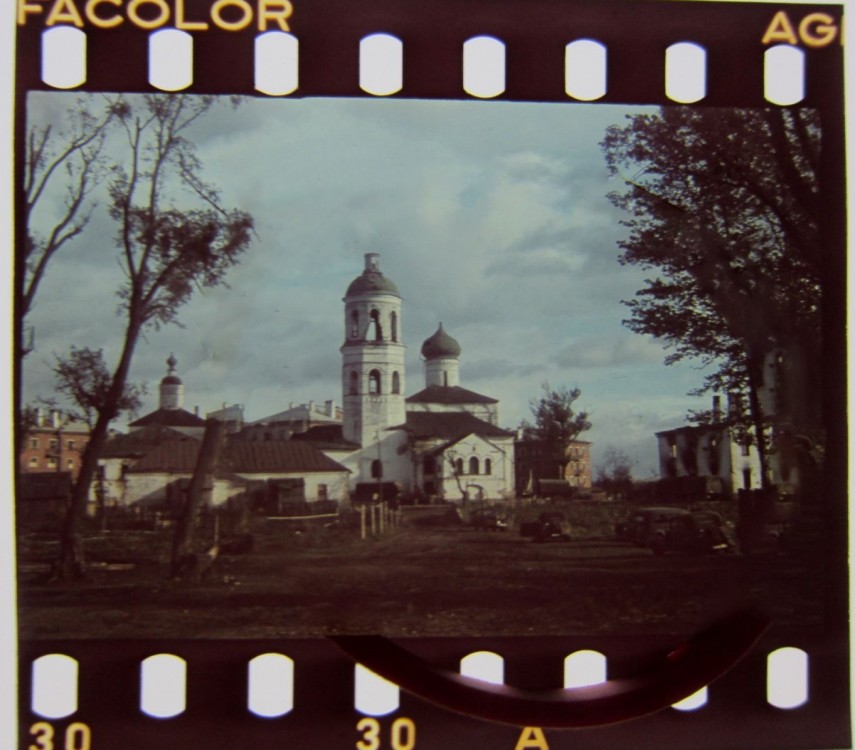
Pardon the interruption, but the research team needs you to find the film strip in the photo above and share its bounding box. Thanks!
[9,0,850,748]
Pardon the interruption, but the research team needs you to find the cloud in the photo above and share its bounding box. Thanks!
[21,94,709,476]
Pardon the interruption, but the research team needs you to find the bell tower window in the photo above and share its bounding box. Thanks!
[391,312,398,342]
[369,369,382,394]
[350,310,359,338]
[367,309,383,341]
[349,370,359,395]
[391,371,400,394]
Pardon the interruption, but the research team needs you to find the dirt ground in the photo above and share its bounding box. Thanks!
[16,508,828,640]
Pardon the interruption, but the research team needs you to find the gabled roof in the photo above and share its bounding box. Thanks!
[129,407,206,428]
[101,425,197,459]
[398,412,514,441]
[406,385,498,405]
[127,439,349,475]
[225,441,349,473]
[292,424,360,450]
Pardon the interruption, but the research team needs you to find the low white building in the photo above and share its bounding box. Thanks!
[122,438,350,509]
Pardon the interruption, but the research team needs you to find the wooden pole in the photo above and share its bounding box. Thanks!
[360,504,366,540]
[171,419,224,577]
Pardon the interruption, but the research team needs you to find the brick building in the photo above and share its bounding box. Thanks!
[20,409,91,480]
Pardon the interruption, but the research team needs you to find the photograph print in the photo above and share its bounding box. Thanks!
[16,92,841,641]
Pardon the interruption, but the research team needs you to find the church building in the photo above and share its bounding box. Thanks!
[308,253,515,502]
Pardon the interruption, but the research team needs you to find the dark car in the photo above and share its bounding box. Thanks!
[470,509,508,532]
[533,511,571,542]
[615,507,690,546]
[645,510,732,556]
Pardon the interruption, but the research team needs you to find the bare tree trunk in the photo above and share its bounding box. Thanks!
[171,419,225,578]
[55,320,142,579]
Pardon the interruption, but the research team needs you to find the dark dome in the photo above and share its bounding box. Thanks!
[161,375,183,386]
[346,270,400,297]
[421,324,461,359]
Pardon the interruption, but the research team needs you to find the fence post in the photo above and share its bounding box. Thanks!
[360,504,366,540]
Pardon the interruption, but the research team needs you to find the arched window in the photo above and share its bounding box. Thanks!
[455,458,464,475]
[349,371,359,395]
[371,460,383,479]
[390,311,398,342]
[391,371,400,394]
[350,310,359,338]
[443,371,448,387]
[469,456,479,475]
[423,456,436,474]
[367,309,383,341]
[484,458,492,475]
[368,369,381,394]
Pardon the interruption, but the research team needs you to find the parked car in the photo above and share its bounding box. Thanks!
[470,509,508,532]
[645,510,732,556]
[615,507,690,546]
[533,511,571,542]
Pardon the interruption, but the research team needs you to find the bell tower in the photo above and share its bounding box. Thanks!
[341,254,406,446]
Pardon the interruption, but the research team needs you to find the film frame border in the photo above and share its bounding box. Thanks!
[8,0,851,747]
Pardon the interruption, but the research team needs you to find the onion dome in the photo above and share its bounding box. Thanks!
[421,323,461,360]
[161,353,183,385]
[345,253,400,297]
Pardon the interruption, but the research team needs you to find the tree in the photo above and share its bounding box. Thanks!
[595,446,634,499]
[23,97,124,348]
[521,382,591,479]
[54,95,254,579]
[601,108,823,489]
[52,346,144,429]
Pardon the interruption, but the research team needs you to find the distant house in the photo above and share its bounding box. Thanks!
[20,409,90,480]
[240,400,342,442]
[514,437,592,494]
[655,396,763,499]
[122,438,350,509]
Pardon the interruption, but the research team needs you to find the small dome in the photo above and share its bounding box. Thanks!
[161,353,182,385]
[345,252,400,297]
[421,323,461,359]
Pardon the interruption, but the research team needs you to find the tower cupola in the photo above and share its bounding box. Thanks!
[421,323,461,387]
[159,353,184,410]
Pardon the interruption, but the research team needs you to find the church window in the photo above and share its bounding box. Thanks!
[455,458,464,475]
[423,456,436,474]
[391,311,398,342]
[368,309,383,341]
[369,369,382,394]
[350,310,359,338]
[391,371,400,394]
[350,371,359,395]
[469,456,479,475]
[484,458,492,474]
[371,460,383,479]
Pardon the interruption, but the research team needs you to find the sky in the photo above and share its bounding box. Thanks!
[23,92,718,477]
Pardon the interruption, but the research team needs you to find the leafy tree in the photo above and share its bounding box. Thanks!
[54,95,254,579]
[601,108,823,488]
[595,446,634,499]
[521,382,591,479]
[52,346,144,429]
